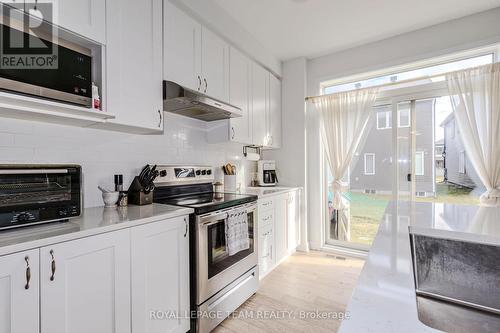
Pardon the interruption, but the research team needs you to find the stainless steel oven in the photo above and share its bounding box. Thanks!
[0,165,82,230]
[196,202,257,303]
[195,202,258,332]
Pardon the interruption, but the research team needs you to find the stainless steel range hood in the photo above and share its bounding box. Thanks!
[163,81,242,121]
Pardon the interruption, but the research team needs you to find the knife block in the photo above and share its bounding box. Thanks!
[128,177,154,206]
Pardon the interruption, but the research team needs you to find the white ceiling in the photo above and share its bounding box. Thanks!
[213,0,500,61]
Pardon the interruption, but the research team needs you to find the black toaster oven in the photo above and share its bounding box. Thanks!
[0,165,82,230]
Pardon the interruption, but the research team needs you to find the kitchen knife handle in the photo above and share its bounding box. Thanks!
[25,256,31,290]
[50,250,56,281]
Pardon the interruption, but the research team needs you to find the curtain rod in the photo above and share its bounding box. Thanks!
[305,62,498,101]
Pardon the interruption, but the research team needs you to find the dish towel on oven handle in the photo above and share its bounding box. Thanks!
[225,211,250,256]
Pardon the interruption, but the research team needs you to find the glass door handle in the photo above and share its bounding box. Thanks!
[407,174,412,182]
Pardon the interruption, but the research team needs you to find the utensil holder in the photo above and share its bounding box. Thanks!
[128,176,154,206]
[224,175,237,192]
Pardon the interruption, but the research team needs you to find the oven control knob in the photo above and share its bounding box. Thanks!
[159,170,167,177]
[207,169,212,175]
[201,170,207,175]
[17,213,29,222]
[58,209,68,217]
[196,170,201,176]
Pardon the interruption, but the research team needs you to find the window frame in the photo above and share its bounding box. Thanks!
[364,153,376,175]
[415,151,425,176]
[398,108,411,128]
[376,111,391,130]
[459,151,466,174]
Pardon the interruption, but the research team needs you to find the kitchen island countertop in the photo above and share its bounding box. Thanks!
[339,201,500,333]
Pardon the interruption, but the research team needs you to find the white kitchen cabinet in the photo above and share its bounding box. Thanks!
[229,47,252,144]
[131,216,190,333]
[274,193,288,261]
[40,229,131,333]
[268,74,282,148]
[287,190,300,251]
[201,27,229,102]
[163,2,229,103]
[163,0,202,91]
[257,189,301,277]
[54,0,106,43]
[252,63,269,147]
[5,0,106,43]
[258,221,275,278]
[103,0,164,133]
[0,249,39,333]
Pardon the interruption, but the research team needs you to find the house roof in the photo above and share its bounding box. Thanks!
[440,112,455,127]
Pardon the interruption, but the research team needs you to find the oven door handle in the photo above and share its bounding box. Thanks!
[0,169,69,175]
[199,204,257,225]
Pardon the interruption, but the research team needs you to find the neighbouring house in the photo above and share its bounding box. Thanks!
[435,138,445,178]
[441,113,482,189]
[349,99,436,197]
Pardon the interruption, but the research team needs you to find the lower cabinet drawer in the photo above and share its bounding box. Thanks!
[259,210,274,227]
[258,198,274,212]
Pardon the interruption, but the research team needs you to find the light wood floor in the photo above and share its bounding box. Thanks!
[213,251,365,333]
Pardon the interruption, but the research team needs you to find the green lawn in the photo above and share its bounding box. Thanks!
[339,182,479,245]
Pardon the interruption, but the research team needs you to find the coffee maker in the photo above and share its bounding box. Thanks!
[257,160,278,187]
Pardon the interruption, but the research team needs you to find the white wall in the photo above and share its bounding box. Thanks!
[170,0,281,76]
[273,7,500,250]
[0,114,256,208]
[263,57,308,251]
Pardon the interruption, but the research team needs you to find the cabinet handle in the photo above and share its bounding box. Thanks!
[203,78,207,93]
[25,256,31,290]
[49,250,56,281]
[231,127,235,140]
[184,218,188,238]
[197,76,202,91]
[158,110,162,128]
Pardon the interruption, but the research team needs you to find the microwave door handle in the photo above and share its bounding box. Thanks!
[0,169,69,175]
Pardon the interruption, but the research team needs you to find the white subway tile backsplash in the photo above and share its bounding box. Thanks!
[1,117,256,207]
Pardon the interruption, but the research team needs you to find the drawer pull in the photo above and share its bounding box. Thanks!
[25,256,31,290]
[50,250,56,281]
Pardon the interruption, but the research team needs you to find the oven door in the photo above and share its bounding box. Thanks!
[196,203,257,305]
[0,166,82,229]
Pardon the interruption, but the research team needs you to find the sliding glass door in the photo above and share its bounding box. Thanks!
[325,89,481,250]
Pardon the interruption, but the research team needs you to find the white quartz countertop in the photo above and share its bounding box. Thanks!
[0,204,193,256]
[338,201,500,333]
[237,186,302,198]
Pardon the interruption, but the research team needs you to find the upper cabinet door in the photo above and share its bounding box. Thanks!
[268,74,282,148]
[56,0,106,43]
[252,63,268,147]
[0,249,39,333]
[164,0,202,91]
[23,0,106,43]
[105,0,164,132]
[201,27,229,102]
[40,230,131,333]
[229,47,252,144]
[131,216,190,333]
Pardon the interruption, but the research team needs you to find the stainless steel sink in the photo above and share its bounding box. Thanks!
[410,233,500,332]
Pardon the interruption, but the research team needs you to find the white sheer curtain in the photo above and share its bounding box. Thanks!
[447,63,500,206]
[310,88,378,240]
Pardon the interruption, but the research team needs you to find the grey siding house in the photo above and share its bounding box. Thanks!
[350,99,436,196]
[441,113,483,189]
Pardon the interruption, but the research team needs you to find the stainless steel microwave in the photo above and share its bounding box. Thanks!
[0,21,92,107]
[0,165,82,230]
